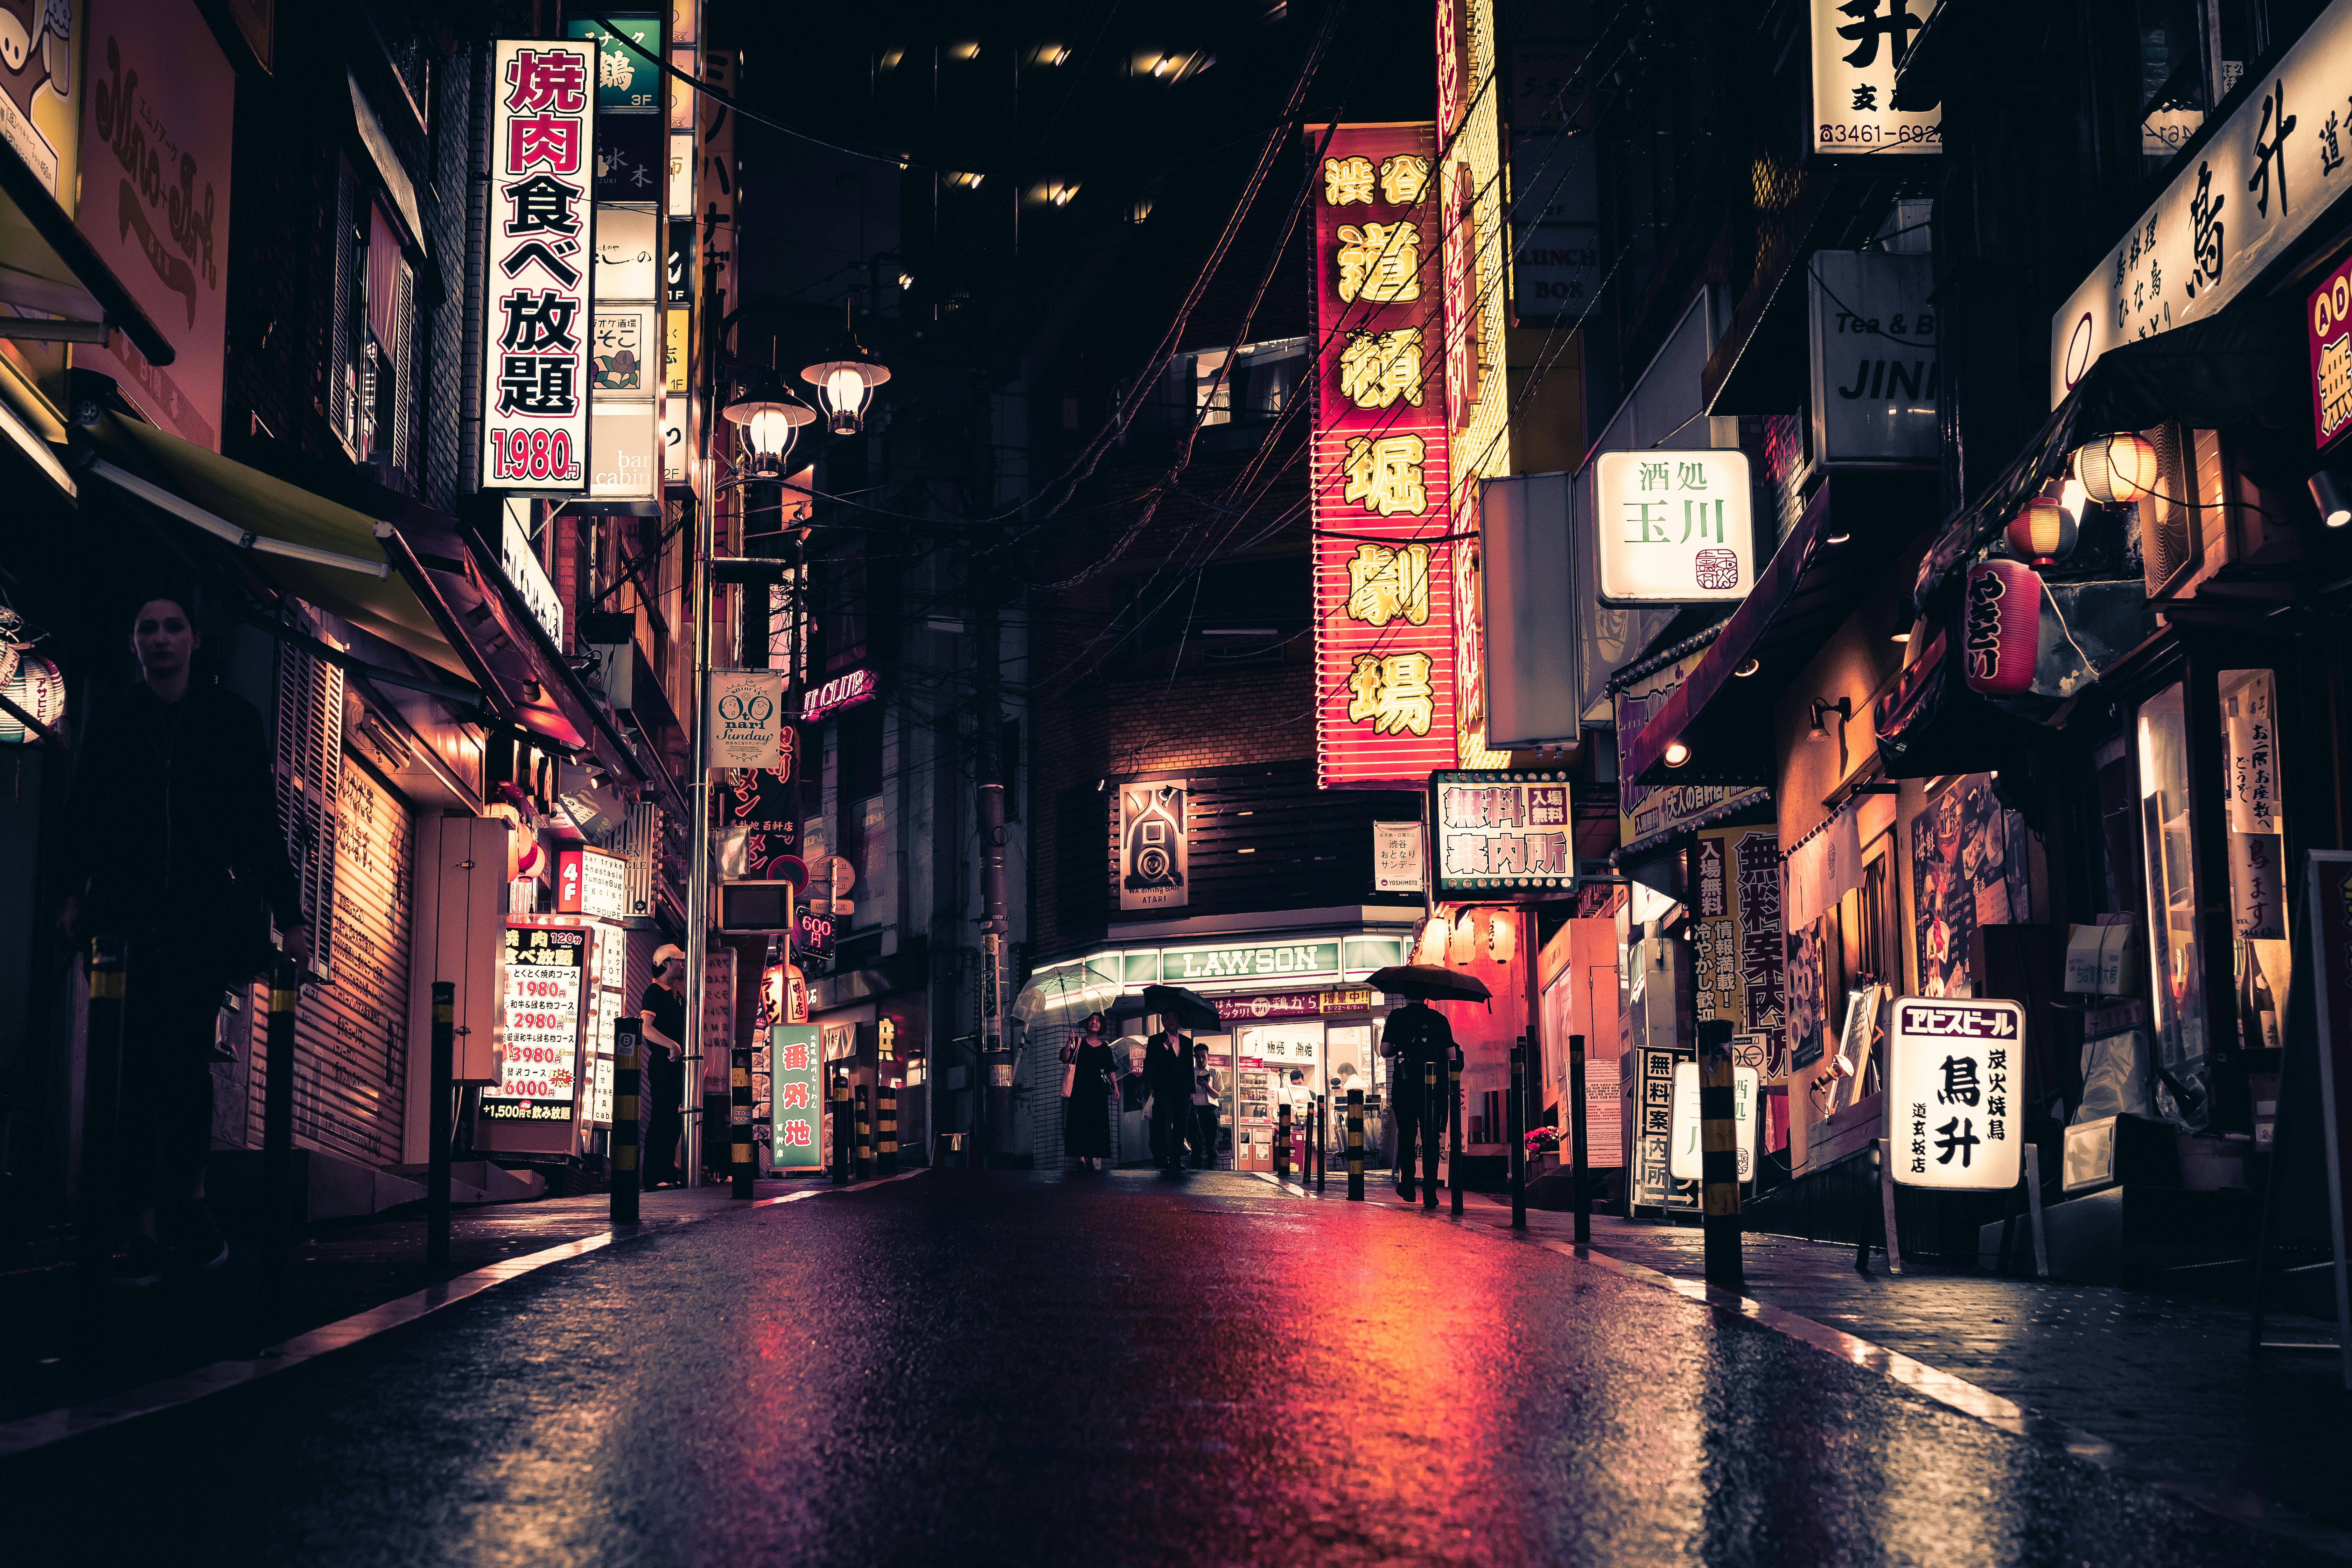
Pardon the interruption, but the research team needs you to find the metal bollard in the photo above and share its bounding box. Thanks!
[1508,1041,1527,1230]
[1421,1062,1439,1210]
[854,1084,873,1181]
[1449,1044,1465,1217]
[264,959,302,1287]
[74,937,128,1360]
[1569,1032,1591,1245]
[730,1043,756,1198]
[611,1018,641,1223]
[428,983,454,1267]
[1698,1018,1744,1288]
[1275,1101,1292,1183]
[1345,1088,1365,1200]
[831,1073,852,1184]
[879,1082,899,1175]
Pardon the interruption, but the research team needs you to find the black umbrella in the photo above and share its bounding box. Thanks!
[1366,964,1493,1003]
[1108,983,1223,1032]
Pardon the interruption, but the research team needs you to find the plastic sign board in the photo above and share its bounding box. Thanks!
[1887,995,2025,1191]
[708,668,785,769]
[768,1022,822,1166]
[1668,1060,1760,1181]
[1118,779,1189,912]
[1808,0,1941,157]
[1373,820,1426,892]
[1309,121,1458,789]
[1593,449,1755,604]
[1807,251,1938,465]
[553,846,629,920]
[2052,1,2352,408]
[483,40,596,491]
[485,923,585,1120]
[2312,258,2352,450]
[1429,771,1572,894]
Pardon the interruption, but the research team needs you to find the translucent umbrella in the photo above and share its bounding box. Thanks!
[1010,962,1123,1025]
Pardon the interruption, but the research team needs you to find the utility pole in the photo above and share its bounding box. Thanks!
[974,551,1014,1163]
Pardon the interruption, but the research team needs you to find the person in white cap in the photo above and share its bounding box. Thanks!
[639,944,689,1186]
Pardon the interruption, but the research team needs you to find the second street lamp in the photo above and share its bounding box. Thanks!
[800,301,891,435]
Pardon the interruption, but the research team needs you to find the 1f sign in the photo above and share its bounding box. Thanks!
[1887,996,2024,1191]
[483,40,597,491]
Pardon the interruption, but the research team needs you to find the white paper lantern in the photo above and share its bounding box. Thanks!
[0,656,65,743]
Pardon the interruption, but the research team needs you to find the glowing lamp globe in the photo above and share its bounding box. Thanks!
[2072,432,2161,505]
[722,377,816,478]
[2004,497,2078,566]
[801,357,892,435]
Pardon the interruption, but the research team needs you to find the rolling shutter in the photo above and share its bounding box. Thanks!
[274,638,344,976]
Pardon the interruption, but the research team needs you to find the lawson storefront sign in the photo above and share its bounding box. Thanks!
[1026,932,1412,1003]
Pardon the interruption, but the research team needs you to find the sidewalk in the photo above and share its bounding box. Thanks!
[1337,1179,2352,1556]
[0,1176,845,1426]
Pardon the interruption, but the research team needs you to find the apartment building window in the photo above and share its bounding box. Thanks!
[329,159,416,485]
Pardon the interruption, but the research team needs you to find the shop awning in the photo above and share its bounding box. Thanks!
[75,414,646,777]
[1619,470,1938,788]
[1909,297,2304,606]
[0,136,175,369]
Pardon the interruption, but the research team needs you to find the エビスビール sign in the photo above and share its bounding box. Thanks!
[483,40,597,491]
[1887,995,2024,1191]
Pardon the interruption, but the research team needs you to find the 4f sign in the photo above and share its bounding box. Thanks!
[1594,449,1755,604]
[484,41,597,491]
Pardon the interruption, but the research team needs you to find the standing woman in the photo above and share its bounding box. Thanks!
[1062,1012,1115,1172]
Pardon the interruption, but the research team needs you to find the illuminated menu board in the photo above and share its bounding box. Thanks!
[484,924,585,1121]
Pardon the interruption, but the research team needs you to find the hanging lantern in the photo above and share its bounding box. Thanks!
[1412,916,1449,967]
[2072,432,2161,505]
[1449,913,1476,966]
[1962,559,2042,698]
[2004,497,2078,566]
[0,654,65,743]
[1488,911,1516,965]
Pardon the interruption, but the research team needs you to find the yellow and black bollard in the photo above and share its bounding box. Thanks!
[1508,1041,1528,1231]
[854,1083,873,1181]
[1345,1088,1365,1201]
[75,937,127,1353]
[1449,1044,1465,1217]
[264,959,302,1287]
[428,983,454,1266]
[610,1018,641,1223]
[1275,1101,1292,1183]
[879,1082,898,1175]
[1421,1061,1440,1209]
[831,1071,852,1185]
[1314,1095,1326,1192]
[730,1043,756,1199]
[1699,1018,1744,1287]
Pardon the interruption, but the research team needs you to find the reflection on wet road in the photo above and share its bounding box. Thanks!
[0,1169,2325,1565]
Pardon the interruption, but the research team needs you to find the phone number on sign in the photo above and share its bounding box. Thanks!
[1816,122,1941,147]
[488,427,581,483]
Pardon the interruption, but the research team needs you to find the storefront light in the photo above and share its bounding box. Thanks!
[2072,432,2160,505]
[2310,466,2352,527]
[1662,739,1691,767]
[722,372,816,479]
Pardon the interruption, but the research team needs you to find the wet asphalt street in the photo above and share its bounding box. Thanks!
[0,1168,2331,1567]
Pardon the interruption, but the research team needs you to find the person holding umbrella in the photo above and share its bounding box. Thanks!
[1143,1024,1192,1173]
[1061,1012,1116,1172]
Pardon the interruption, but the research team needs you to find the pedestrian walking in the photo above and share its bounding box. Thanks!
[1379,997,1455,1200]
[1188,1042,1221,1169]
[639,944,690,1187]
[55,592,308,1284]
[1143,1026,1191,1172]
[1062,1012,1116,1171]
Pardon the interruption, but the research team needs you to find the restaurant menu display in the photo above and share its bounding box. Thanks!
[484,924,586,1121]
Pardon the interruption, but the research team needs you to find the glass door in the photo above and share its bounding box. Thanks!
[2136,682,2210,1122]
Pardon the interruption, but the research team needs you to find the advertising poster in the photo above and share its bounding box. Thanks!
[484,924,586,1120]
[1118,779,1189,911]
[1910,772,2027,997]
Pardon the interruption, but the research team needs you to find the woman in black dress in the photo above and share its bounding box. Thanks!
[1062,1012,1116,1171]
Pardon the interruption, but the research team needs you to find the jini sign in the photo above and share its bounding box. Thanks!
[484,41,596,490]
[1887,996,2024,1191]
[1594,449,1754,604]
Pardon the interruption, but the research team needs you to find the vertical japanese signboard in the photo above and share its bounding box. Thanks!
[485,923,586,1121]
[1809,0,1942,156]
[570,16,663,504]
[769,1021,822,1167]
[1689,826,1787,1070]
[485,40,595,490]
[1118,779,1189,911]
[1887,996,2024,1191]
[77,0,233,450]
[1428,771,1573,894]
[1311,122,1457,789]
[2312,259,2352,450]
[1593,449,1755,604]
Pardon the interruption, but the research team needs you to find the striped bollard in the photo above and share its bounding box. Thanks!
[831,1072,852,1184]
[879,1082,899,1175]
[855,1084,872,1181]
[1314,1096,1326,1192]
[730,1043,755,1198]
[1508,1041,1527,1231]
[610,1018,641,1223]
[1275,1101,1292,1183]
[264,960,302,1288]
[1421,1062,1439,1209]
[1449,1044,1465,1217]
[1699,1018,1744,1288]
[74,937,127,1360]
[1345,1088,1365,1200]
[428,983,453,1266]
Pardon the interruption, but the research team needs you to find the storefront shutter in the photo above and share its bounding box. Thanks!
[273,639,344,978]
[293,753,413,1164]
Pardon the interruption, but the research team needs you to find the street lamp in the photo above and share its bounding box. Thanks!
[722,369,815,479]
[800,300,891,435]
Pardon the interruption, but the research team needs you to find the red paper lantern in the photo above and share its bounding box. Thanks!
[2004,497,2077,566]
[1962,559,2041,697]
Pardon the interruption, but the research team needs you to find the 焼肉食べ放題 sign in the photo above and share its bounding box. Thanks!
[486,924,586,1120]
